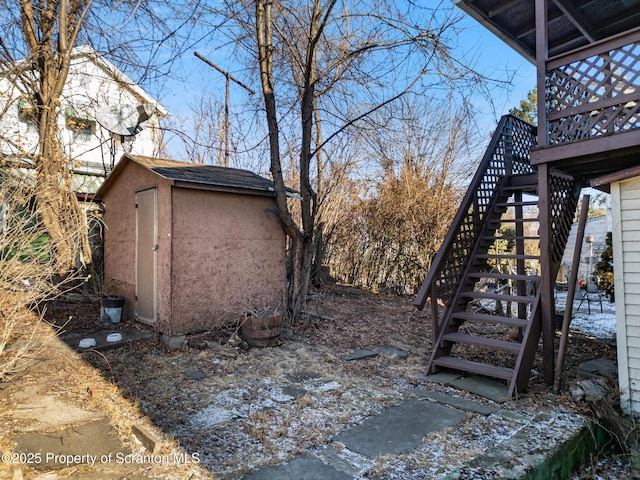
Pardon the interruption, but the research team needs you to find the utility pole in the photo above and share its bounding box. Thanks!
[194,52,255,167]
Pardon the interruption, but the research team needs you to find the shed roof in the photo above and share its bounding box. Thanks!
[454,0,640,62]
[95,154,283,199]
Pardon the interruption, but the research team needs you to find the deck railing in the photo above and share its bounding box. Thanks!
[413,115,536,334]
[544,27,640,146]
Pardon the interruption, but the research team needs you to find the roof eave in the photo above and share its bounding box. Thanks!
[453,0,536,64]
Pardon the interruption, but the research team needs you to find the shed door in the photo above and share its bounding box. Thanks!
[135,188,157,324]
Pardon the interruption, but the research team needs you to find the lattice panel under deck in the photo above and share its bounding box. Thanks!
[546,41,640,144]
[548,173,579,266]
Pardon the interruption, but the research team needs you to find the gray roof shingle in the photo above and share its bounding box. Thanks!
[96,154,291,198]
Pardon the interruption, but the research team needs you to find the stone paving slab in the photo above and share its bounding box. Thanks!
[578,358,617,380]
[13,419,131,470]
[13,394,101,432]
[240,454,352,479]
[61,329,155,352]
[418,372,509,402]
[343,349,379,361]
[375,346,408,359]
[333,399,466,457]
[419,372,464,384]
[410,388,499,415]
[448,376,510,403]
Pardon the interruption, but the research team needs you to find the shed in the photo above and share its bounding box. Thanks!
[592,167,640,415]
[95,154,287,343]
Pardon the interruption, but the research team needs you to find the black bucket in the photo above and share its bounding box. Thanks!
[100,296,125,324]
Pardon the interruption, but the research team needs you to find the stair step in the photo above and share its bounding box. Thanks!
[442,332,522,354]
[495,201,538,208]
[451,311,529,328]
[501,185,537,192]
[467,272,540,282]
[489,218,539,223]
[476,254,540,260]
[487,236,539,241]
[432,356,514,380]
[460,291,535,303]
[506,173,538,187]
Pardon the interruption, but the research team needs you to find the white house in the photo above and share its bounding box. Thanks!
[0,45,168,193]
[559,212,611,287]
[592,170,640,416]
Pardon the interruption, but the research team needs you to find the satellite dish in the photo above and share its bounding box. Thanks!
[95,103,155,137]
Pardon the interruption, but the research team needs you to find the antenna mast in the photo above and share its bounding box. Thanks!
[194,51,255,167]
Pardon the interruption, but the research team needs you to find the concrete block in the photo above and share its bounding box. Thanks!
[161,334,186,350]
[131,424,161,454]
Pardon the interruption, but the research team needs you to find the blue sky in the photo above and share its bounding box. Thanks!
[456,14,537,124]
[156,5,537,158]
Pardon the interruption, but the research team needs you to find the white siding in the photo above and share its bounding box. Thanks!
[0,46,167,190]
[627,324,640,338]
[625,270,640,281]
[622,230,640,241]
[613,176,640,415]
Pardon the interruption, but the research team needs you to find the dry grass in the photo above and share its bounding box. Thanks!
[2,283,625,479]
[0,169,91,382]
[80,286,616,476]
[1,320,213,479]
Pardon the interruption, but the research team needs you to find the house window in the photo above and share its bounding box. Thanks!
[17,96,35,122]
[65,106,96,136]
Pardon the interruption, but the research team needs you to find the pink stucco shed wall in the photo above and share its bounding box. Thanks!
[170,188,286,334]
[100,158,286,336]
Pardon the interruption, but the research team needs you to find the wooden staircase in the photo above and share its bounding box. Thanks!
[414,115,580,397]
[428,174,541,396]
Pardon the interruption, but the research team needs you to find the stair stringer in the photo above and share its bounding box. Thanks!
[426,175,523,365]
[510,289,542,397]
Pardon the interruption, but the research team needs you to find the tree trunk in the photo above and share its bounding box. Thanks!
[35,107,88,273]
[20,0,94,275]
[287,233,314,326]
[311,223,325,287]
[257,0,304,327]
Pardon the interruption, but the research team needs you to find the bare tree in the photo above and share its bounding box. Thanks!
[239,0,506,325]
[163,96,226,165]
[0,0,208,273]
[0,170,86,379]
[3,1,95,274]
[162,94,268,170]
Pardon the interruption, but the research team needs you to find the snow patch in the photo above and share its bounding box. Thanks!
[555,290,617,340]
[306,380,342,393]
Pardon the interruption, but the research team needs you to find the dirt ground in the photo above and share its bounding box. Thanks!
[3,284,631,479]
